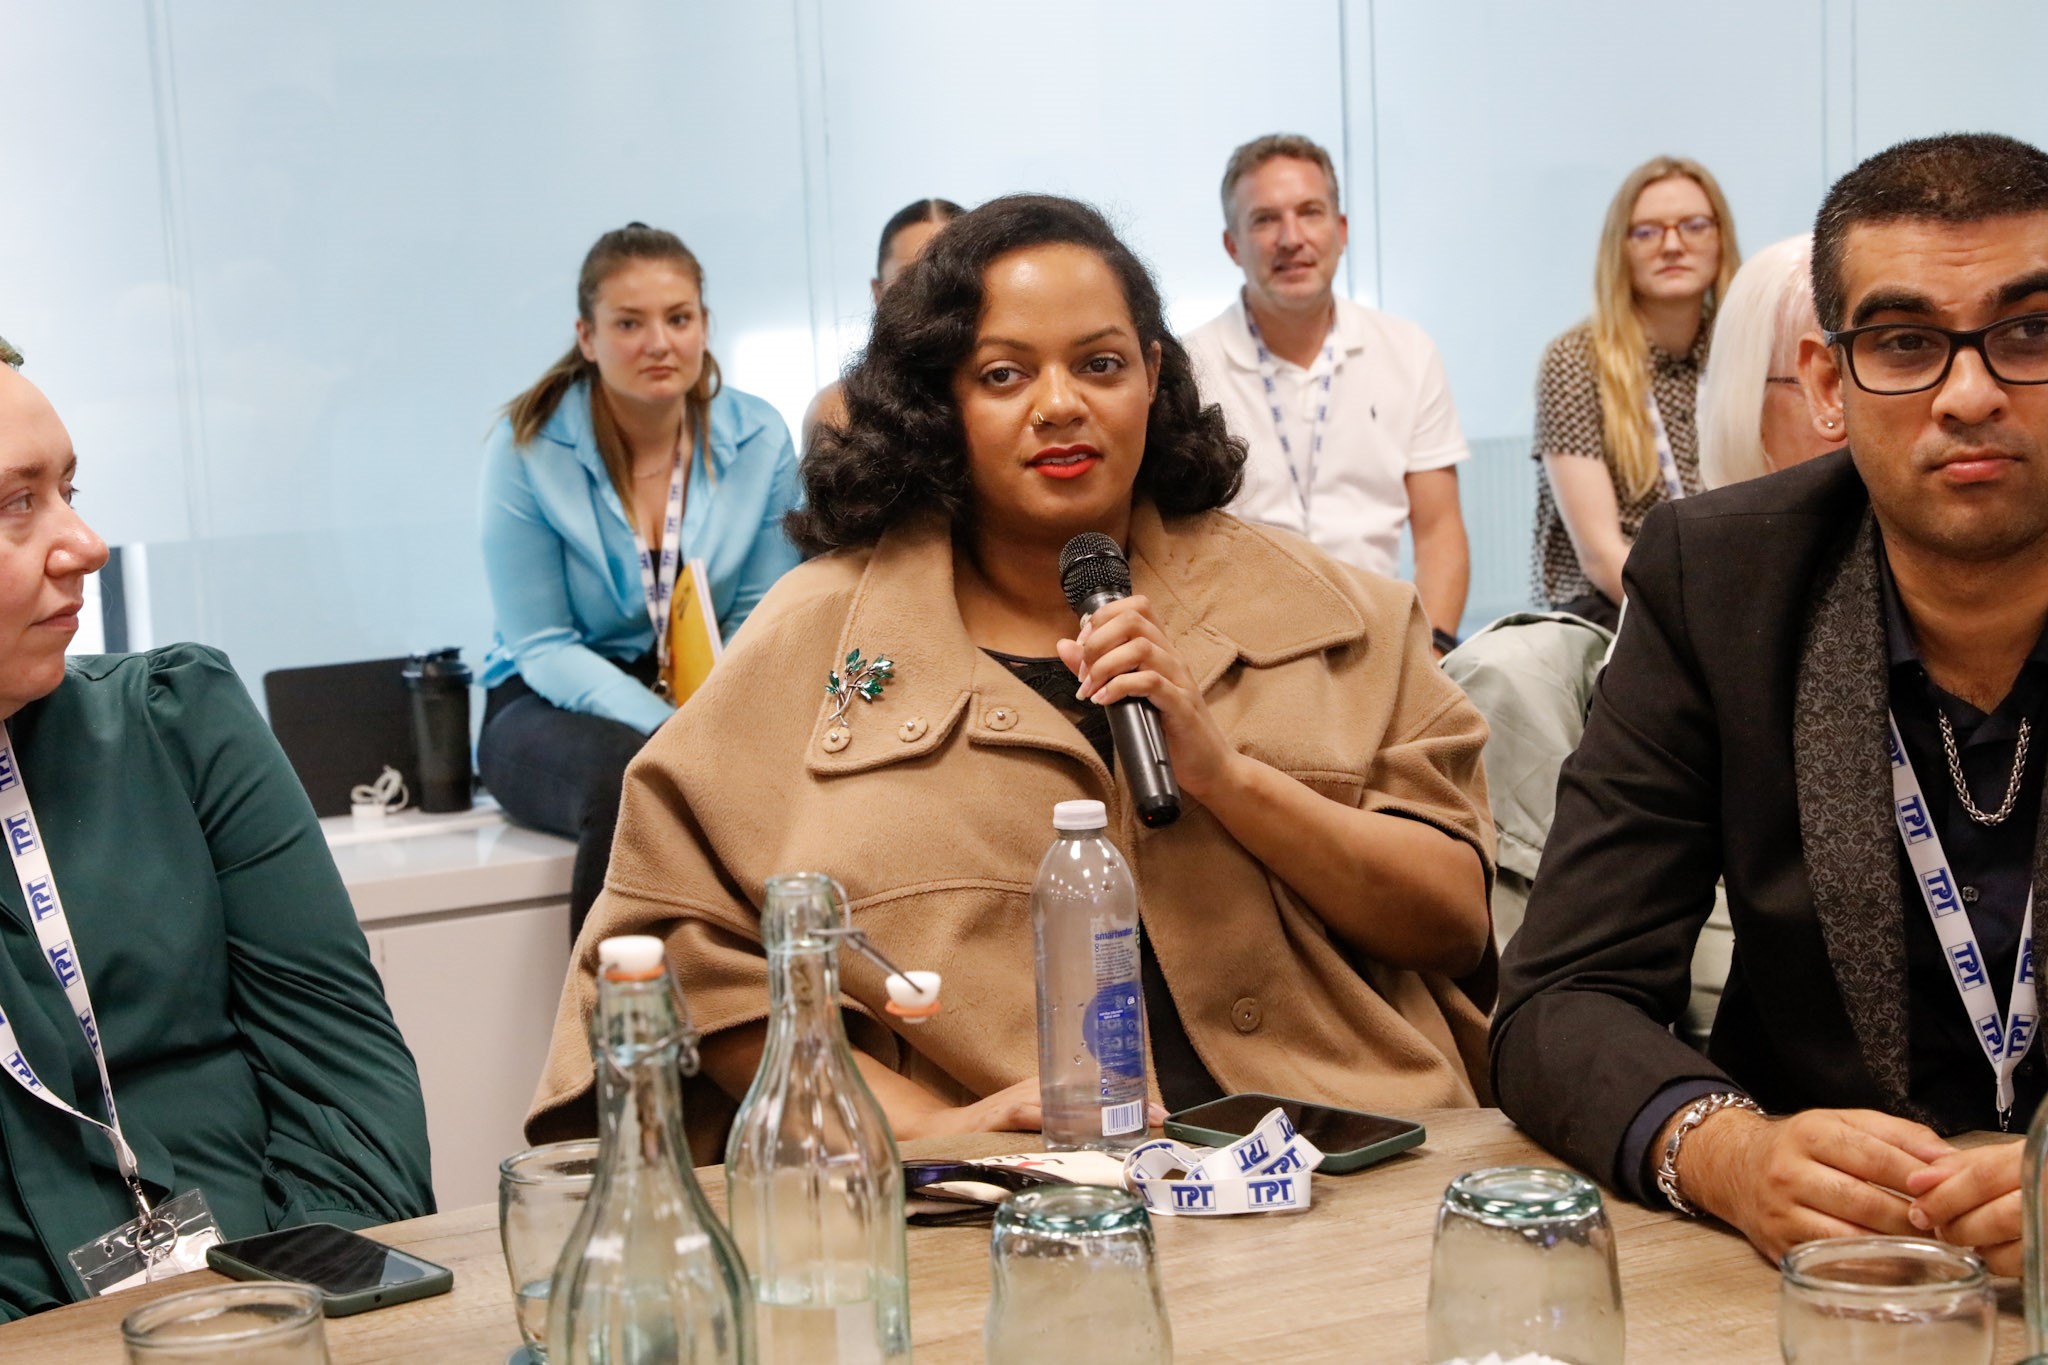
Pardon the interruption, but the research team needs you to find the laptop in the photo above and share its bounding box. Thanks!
[264,657,420,818]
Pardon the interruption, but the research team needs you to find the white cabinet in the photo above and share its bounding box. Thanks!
[324,804,578,1212]
[362,902,571,1211]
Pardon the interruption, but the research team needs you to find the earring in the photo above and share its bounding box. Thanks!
[1822,417,1838,429]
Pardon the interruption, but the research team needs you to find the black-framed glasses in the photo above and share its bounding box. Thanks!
[1626,215,1717,250]
[901,1160,1073,1227]
[1824,311,2048,395]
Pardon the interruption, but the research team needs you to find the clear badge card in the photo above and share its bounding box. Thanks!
[68,1188,223,1296]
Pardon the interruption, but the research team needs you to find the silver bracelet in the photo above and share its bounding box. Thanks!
[1654,1091,1764,1217]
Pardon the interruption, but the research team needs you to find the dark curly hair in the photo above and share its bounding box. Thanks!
[788,194,1245,553]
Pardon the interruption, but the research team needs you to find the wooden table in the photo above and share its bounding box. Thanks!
[1,1109,2029,1362]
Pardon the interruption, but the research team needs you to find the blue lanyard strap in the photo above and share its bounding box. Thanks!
[1244,311,1337,531]
[1889,713,2037,1122]
[631,432,691,680]
[1644,386,1687,502]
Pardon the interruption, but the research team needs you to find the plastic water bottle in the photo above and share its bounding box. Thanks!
[1031,800,1149,1150]
[547,935,753,1364]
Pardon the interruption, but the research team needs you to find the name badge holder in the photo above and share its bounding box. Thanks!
[1123,1105,1324,1217]
[1888,714,2038,1128]
[0,724,221,1295]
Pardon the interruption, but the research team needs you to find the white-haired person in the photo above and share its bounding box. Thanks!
[1697,234,1847,489]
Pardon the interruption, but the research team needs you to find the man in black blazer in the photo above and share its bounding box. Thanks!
[1494,132,2048,1277]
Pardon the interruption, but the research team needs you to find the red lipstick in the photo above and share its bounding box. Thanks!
[1028,445,1101,480]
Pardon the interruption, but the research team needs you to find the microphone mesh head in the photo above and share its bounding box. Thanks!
[1059,532,1130,613]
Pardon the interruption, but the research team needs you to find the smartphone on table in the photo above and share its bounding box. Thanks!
[1164,1092,1426,1173]
[206,1222,454,1317]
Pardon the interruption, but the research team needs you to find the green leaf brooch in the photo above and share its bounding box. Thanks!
[822,648,894,747]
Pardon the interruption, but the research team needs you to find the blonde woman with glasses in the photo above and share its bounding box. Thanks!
[1530,156,1740,627]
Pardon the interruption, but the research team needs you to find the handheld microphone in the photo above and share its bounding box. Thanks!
[1058,532,1182,829]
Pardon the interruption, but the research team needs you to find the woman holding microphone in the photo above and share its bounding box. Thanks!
[530,196,1495,1155]
[477,223,802,937]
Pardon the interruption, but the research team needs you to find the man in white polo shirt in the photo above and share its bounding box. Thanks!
[1186,133,1472,653]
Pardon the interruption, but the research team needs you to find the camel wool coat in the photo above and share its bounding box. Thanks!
[528,503,1497,1154]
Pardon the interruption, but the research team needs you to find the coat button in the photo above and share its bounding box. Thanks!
[1232,997,1262,1033]
[897,716,928,743]
[984,706,1018,731]
[821,725,851,753]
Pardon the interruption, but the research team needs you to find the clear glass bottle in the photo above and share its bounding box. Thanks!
[726,874,911,1364]
[1031,800,1150,1151]
[2025,1091,2048,1355]
[547,935,754,1365]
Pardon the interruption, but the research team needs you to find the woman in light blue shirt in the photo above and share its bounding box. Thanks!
[478,223,801,937]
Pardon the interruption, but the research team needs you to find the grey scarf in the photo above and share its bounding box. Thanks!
[1793,511,2048,1124]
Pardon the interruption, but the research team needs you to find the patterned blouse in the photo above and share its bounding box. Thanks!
[1529,320,1708,608]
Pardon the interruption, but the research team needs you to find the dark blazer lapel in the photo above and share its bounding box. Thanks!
[1792,513,1924,1116]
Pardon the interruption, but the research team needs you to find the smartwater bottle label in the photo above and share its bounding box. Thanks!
[1084,982,1144,1081]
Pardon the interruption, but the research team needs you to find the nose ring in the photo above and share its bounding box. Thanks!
[1032,411,1048,426]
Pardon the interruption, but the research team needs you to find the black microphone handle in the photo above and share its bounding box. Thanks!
[1080,590,1182,828]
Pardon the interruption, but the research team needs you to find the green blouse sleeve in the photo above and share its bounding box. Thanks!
[143,645,435,1227]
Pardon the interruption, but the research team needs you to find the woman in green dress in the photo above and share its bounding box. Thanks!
[0,360,433,1319]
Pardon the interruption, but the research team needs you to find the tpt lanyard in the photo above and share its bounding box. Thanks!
[1644,387,1688,503]
[631,436,690,696]
[0,723,154,1222]
[1245,313,1337,532]
[1888,713,2038,1126]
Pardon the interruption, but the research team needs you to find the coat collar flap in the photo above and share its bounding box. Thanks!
[803,504,1367,777]
[1792,512,1922,1116]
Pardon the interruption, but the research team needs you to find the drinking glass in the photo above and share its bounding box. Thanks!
[1779,1236,1992,1364]
[1425,1165,1623,1365]
[984,1185,1170,1364]
[121,1281,329,1364]
[499,1139,599,1364]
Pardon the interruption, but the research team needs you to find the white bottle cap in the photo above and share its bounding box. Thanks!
[598,935,665,980]
[1053,799,1108,831]
[884,970,942,1024]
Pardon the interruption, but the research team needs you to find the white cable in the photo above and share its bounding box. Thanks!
[349,765,409,817]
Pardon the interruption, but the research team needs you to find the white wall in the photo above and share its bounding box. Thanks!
[8,0,2048,679]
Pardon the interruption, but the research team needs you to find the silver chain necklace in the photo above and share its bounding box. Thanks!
[1937,711,2032,826]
